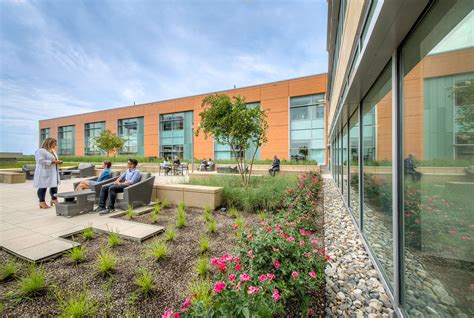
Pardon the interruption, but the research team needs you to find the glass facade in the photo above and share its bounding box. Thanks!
[159,111,193,160]
[84,122,105,155]
[330,1,474,316]
[213,102,261,161]
[401,1,473,316]
[118,117,144,156]
[290,94,326,164]
[58,125,75,156]
[40,128,50,145]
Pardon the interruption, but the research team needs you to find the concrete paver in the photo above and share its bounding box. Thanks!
[0,178,164,261]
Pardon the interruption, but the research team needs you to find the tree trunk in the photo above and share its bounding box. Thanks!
[247,146,259,187]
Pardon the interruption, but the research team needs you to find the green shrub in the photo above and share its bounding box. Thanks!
[203,209,212,223]
[176,206,187,229]
[165,226,176,242]
[126,205,135,220]
[66,246,87,263]
[235,216,245,229]
[161,198,170,209]
[207,219,217,234]
[17,265,47,296]
[188,278,212,308]
[150,210,159,224]
[0,260,18,281]
[229,207,239,219]
[189,175,297,213]
[57,287,98,318]
[81,227,94,240]
[196,256,209,277]
[147,241,167,261]
[107,231,123,248]
[258,211,266,221]
[135,268,155,297]
[96,248,117,276]
[178,201,186,211]
[199,236,209,254]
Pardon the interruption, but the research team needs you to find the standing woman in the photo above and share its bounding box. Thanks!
[33,137,63,209]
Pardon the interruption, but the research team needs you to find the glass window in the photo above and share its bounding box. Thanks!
[118,117,144,155]
[58,125,75,156]
[401,2,473,315]
[349,110,360,225]
[343,125,348,199]
[84,122,105,155]
[40,128,50,145]
[362,61,393,287]
[290,94,326,163]
[160,111,193,160]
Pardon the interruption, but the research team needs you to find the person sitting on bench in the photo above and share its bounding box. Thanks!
[93,158,141,214]
[268,154,280,176]
[75,161,112,191]
[199,159,208,171]
[404,153,422,181]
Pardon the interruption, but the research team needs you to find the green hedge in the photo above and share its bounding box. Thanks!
[188,175,298,213]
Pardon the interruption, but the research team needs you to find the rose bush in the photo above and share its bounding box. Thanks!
[162,171,326,317]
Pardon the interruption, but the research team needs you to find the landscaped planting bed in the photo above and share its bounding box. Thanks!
[0,171,326,317]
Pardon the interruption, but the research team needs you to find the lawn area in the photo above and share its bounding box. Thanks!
[0,161,77,169]
[188,174,298,213]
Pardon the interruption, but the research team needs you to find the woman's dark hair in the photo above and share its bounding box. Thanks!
[103,161,112,169]
[128,158,138,167]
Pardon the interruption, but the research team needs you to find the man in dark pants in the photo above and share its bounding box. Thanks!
[404,153,422,181]
[93,158,141,214]
[268,154,280,177]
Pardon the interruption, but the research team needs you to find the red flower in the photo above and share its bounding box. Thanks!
[272,289,281,301]
[267,273,276,280]
[266,227,273,233]
[307,308,313,316]
[247,286,260,295]
[217,263,227,272]
[235,264,242,271]
[274,260,280,269]
[240,273,251,282]
[213,282,226,293]
[292,271,299,279]
[259,274,267,282]
[228,274,236,281]
[326,255,330,261]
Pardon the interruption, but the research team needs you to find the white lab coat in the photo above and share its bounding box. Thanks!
[33,148,60,189]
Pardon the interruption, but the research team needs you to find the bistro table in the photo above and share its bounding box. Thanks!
[55,189,95,218]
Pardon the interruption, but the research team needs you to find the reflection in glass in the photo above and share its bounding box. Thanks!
[349,111,360,225]
[160,112,193,160]
[84,122,105,155]
[401,2,474,316]
[290,94,325,164]
[58,125,75,156]
[40,128,50,145]
[118,118,143,155]
[362,62,393,287]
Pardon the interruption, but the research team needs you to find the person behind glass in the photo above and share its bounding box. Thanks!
[268,154,280,177]
[33,137,63,209]
[75,161,113,191]
[404,153,422,181]
[93,158,141,214]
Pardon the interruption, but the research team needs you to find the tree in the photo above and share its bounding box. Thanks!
[95,130,125,157]
[196,94,268,186]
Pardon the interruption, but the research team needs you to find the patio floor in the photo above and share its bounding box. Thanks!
[0,178,165,262]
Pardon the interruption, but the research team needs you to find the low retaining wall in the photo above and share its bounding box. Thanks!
[0,171,25,184]
[152,184,223,210]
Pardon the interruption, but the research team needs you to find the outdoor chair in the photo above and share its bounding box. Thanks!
[22,164,36,180]
[115,172,155,210]
[72,171,120,204]
[70,163,96,177]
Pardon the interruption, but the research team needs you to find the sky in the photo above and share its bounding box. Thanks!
[0,0,328,155]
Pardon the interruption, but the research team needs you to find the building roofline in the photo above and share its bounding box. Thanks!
[40,72,327,123]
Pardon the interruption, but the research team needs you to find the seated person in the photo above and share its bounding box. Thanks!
[199,159,208,171]
[75,161,112,191]
[162,157,171,175]
[206,158,214,171]
[404,153,422,181]
[172,156,181,174]
[93,158,141,214]
[268,154,280,176]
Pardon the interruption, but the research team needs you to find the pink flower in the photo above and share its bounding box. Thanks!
[307,308,313,316]
[288,236,295,242]
[247,286,260,295]
[240,273,251,282]
[272,289,281,301]
[182,297,191,310]
[259,274,267,282]
[228,274,236,281]
[162,309,173,318]
[309,271,316,278]
[326,255,330,261]
[232,224,239,230]
[305,253,311,258]
[299,241,305,246]
[274,260,280,269]
[292,271,299,279]
[211,258,219,265]
[213,282,226,293]
[312,249,319,254]
[267,273,275,280]
[266,227,273,233]
[247,250,253,257]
